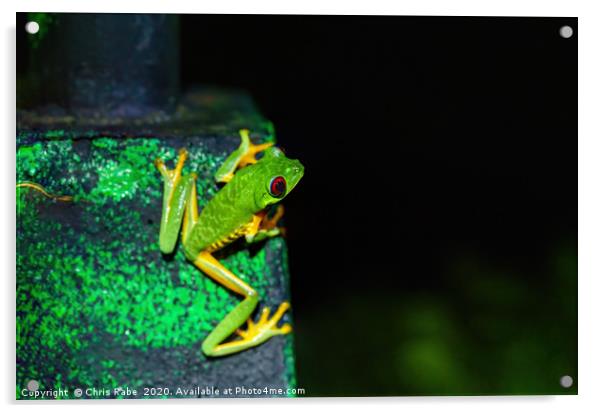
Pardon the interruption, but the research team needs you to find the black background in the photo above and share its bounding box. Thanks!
[180,15,576,395]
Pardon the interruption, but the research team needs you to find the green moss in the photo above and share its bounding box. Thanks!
[17,143,44,177]
[87,138,163,203]
[45,130,66,139]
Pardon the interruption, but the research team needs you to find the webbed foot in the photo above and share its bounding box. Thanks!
[154,148,188,184]
[214,129,274,183]
[235,302,292,343]
[237,129,274,168]
[261,205,285,231]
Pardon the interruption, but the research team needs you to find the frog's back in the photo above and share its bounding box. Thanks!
[183,173,256,260]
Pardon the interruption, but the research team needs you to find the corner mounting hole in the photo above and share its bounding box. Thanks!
[27,379,39,391]
[25,21,39,35]
[559,25,573,39]
[560,375,573,388]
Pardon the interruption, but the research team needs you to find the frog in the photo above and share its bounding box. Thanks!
[154,129,304,357]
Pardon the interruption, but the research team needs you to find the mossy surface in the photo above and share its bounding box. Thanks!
[17,91,296,399]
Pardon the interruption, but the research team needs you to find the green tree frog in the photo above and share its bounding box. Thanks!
[154,129,304,357]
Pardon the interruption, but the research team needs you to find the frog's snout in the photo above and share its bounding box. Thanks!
[287,161,304,180]
[289,160,304,174]
[284,160,304,191]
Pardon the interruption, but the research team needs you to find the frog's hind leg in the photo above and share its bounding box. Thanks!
[181,172,199,245]
[194,251,291,357]
[214,129,274,183]
[155,149,198,254]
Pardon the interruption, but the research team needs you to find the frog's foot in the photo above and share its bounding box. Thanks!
[245,205,286,244]
[260,205,285,231]
[154,148,188,184]
[235,302,292,343]
[215,129,274,183]
[238,129,274,168]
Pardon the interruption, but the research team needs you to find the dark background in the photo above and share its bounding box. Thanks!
[18,14,578,396]
[180,15,577,395]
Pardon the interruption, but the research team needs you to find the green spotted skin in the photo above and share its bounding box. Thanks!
[183,147,304,261]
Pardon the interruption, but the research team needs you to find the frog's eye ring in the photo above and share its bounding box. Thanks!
[269,176,287,198]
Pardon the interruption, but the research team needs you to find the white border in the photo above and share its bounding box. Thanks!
[3,1,601,412]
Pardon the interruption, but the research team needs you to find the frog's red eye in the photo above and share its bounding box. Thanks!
[269,176,287,198]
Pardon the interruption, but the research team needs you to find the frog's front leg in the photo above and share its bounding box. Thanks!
[245,205,286,243]
[214,129,274,183]
[193,251,291,357]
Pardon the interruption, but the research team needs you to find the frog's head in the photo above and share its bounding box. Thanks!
[252,147,304,210]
